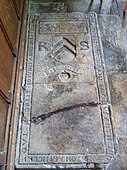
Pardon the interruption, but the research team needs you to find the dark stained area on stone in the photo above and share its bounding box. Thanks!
[31,102,98,124]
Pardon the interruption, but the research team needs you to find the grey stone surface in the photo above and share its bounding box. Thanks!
[29,0,119,14]
[98,14,127,170]
[15,13,115,169]
[105,73,127,170]
[98,14,127,72]
[13,1,127,170]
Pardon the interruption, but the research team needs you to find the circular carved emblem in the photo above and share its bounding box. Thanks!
[59,71,71,82]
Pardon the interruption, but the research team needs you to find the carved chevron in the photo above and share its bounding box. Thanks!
[52,37,76,64]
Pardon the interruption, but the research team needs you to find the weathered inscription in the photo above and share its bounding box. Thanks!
[38,21,88,34]
[15,13,115,169]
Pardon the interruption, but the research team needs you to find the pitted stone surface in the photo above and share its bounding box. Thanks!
[15,13,115,169]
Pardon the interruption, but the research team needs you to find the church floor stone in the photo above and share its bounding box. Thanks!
[13,1,127,170]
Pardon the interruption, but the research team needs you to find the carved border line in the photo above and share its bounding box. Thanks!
[89,13,114,155]
[16,16,37,165]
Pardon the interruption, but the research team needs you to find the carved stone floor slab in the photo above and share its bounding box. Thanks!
[15,12,116,169]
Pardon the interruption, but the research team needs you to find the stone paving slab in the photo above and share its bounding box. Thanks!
[98,14,127,73]
[15,13,116,169]
[98,15,127,170]
[29,0,120,14]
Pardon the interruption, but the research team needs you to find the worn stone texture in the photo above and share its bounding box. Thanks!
[98,15,127,72]
[98,15,127,170]
[15,12,116,169]
[29,0,119,14]
[105,73,127,170]
[13,1,127,170]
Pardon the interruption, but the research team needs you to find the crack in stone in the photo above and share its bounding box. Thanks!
[31,102,98,124]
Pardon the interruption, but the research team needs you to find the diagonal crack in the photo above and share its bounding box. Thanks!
[31,102,98,124]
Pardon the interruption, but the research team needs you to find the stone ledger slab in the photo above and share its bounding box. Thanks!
[15,13,116,169]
